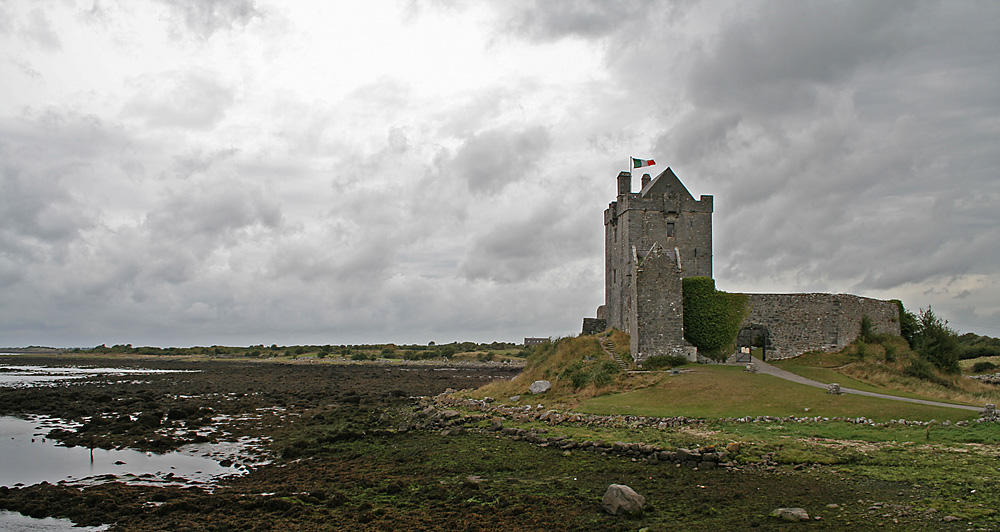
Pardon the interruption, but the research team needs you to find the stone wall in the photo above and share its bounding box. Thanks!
[582,318,607,336]
[740,293,900,360]
[605,168,712,340]
[631,245,697,362]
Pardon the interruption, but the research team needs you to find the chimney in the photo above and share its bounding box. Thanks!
[617,171,631,195]
[641,173,651,189]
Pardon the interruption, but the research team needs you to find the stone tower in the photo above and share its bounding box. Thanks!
[603,168,713,360]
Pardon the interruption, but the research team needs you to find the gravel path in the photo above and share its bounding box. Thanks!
[750,357,984,412]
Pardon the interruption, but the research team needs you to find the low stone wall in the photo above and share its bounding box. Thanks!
[740,293,900,360]
[582,318,607,335]
[412,394,996,473]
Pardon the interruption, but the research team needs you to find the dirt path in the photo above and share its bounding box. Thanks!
[750,357,985,412]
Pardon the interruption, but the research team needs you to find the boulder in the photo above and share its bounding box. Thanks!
[771,508,810,522]
[529,380,552,394]
[601,484,645,516]
[675,448,701,462]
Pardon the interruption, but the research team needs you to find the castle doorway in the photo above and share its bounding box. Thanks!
[737,324,771,361]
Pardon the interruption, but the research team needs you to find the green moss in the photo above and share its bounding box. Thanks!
[682,277,748,360]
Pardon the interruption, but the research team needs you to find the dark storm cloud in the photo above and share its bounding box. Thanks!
[154,0,262,39]
[687,2,912,116]
[451,126,552,194]
[635,1,1000,311]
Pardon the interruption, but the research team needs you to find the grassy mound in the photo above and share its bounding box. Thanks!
[473,336,638,404]
[775,335,1000,407]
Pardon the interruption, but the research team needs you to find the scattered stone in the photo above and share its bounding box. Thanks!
[528,380,552,394]
[827,383,842,395]
[826,503,840,509]
[725,442,741,454]
[744,363,757,374]
[942,515,960,522]
[508,395,521,402]
[771,508,810,522]
[601,484,645,516]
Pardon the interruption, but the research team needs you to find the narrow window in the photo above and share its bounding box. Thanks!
[666,222,675,237]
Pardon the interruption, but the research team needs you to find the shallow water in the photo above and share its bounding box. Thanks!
[0,511,109,532]
[0,361,268,531]
[0,363,197,388]
[0,416,247,488]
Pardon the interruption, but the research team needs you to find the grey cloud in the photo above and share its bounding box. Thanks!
[144,180,282,252]
[459,197,598,283]
[451,126,552,194]
[21,8,62,50]
[495,0,670,42]
[0,111,124,250]
[154,0,261,39]
[123,70,235,130]
[688,2,912,116]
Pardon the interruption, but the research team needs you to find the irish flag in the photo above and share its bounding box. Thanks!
[632,157,655,168]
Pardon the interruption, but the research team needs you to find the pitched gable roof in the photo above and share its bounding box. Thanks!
[640,167,695,201]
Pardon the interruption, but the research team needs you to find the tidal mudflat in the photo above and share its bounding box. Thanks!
[0,355,986,531]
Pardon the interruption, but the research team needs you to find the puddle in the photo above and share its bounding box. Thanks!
[0,364,198,388]
[0,511,109,532]
[0,416,267,489]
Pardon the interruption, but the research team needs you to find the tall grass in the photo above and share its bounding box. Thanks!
[474,336,625,403]
[809,336,1000,406]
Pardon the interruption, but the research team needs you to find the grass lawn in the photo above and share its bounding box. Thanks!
[575,365,978,422]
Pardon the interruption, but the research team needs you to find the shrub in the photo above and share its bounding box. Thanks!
[853,341,868,359]
[438,346,456,358]
[972,361,998,373]
[642,354,689,370]
[911,307,959,374]
[903,357,936,381]
[893,300,920,345]
[591,364,618,387]
[859,315,874,343]
[903,357,951,387]
[883,343,896,363]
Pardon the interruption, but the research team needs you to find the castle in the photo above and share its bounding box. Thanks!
[583,168,901,362]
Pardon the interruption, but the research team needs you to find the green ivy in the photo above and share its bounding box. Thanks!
[682,277,748,360]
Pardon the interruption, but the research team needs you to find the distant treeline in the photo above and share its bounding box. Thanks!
[74,341,527,361]
[957,332,1000,360]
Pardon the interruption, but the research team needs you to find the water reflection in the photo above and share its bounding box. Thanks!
[0,416,250,488]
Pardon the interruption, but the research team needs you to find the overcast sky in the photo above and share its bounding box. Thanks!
[2,0,998,348]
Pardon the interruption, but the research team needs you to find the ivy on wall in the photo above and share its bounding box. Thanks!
[682,277,749,360]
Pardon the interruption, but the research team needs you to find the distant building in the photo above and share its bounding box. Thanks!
[523,337,550,347]
[586,167,900,362]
